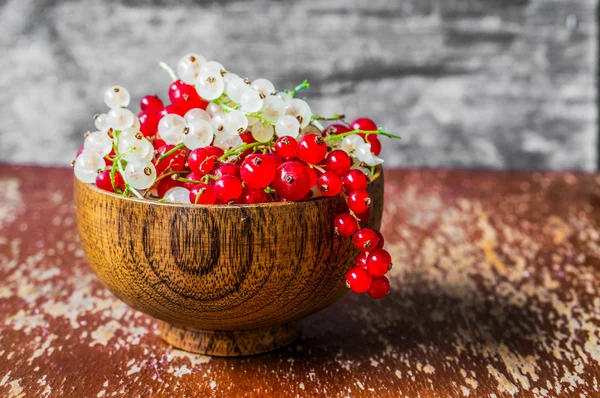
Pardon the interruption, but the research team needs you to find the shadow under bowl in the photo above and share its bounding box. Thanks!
[74,171,383,356]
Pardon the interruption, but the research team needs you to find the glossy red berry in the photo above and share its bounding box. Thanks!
[353,228,380,252]
[356,252,369,269]
[367,276,390,299]
[345,267,372,293]
[274,136,298,159]
[188,147,219,174]
[265,152,283,168]
[153,133,166,149]
[347,190,371,213]
[169,80,208,112]
[334,213,358,237]
[297,134,327,164]
[343,169,368,193]
[140,95,164,112]
[155,144,187,172]
[374,230,385,250]
[323,124,350,136]
[240,154,277,189]
[183,172,202,190]
[138,111,160,137]
[214,175,243,202]
[273,161,311,201]
[213,163,240,179]
[366,249,392,276]
[306,166,318,188]
[160,104,186,118]
[365,135,382,156]
[317,171,343,197]
[356,208,371,223]
[95,170,125,192]
[239,187,267,204]
[326,150,352,175]
[239,130,256,144]
[157,177,183,198]
[351,117,378,132]
[189,184,217,204]
[205,145,224,159]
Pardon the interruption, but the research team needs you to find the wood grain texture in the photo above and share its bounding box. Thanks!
[73,172,383,355]
[0,0,596,170]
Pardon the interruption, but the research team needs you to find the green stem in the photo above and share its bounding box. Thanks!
[219,141,268,161]
[157,143,185,164]
[159,62,178,82]
[288,80,310,97]
[323,128,402,142]
[177,177,203,184]
[311,113,345,121]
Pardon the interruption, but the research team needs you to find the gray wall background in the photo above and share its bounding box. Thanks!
[0,0,596,170]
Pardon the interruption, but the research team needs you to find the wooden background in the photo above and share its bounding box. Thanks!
[0,0,596,170]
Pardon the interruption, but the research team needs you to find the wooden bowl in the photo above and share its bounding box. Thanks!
[74,171,383,356]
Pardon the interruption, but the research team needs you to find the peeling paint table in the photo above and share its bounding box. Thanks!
[1,165,599,398]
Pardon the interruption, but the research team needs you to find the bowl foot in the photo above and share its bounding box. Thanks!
[159,320,302,357]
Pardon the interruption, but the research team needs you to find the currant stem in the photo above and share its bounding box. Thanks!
[159,62,178,82]
[219,141,268,161]
[157,143,185,163]
[177,177,203,184]
[214,99,274,126]
[312,113,345,121]
[201,174,218,184]
[323,128,402,142]
[310,164,326,173]
[288,80,310,97]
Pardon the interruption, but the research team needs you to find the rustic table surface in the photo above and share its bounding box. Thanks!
[1,165,599,397]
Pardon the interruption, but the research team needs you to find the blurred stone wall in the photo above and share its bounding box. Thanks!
[0,0,596,170]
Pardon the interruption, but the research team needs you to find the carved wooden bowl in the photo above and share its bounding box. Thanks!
[74,171,383,356]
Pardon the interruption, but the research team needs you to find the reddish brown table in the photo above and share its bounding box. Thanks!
[1,165,599,397]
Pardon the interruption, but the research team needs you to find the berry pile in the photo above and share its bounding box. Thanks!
[73,54,401,299]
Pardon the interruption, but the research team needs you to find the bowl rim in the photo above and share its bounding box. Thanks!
[75,166,382,210]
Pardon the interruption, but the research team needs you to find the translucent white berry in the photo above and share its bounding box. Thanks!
[213,129,243,150]
[239,88,263,113]
[182,119,214,150]
[355,142,384,166]
[223,72,240,85]
[119,127,138,142]
[223,110,248,135]
[206,102,223,116]
[286,98,312,128]
[200,61,225,74]
[211,112,226,135]
[275,115,300,138]
[195,70,225,101]
[118,132,153,161]
[251,122,274,142]
[94,113,110,131]
[225,77,249,103]
[158,114,186,145]
[74,151,105,183]
[260,96,286,123]
[164,187,191,204]
[107,108,135,130]
[251,78,275,98]
[177,53,206,84]
[184,108,211,123]
[276,91,293,104]
[340,134,364,155]
[84,131,113,156]
[124,158,156,190]
[132,116,140,130]
[104,86,130,109]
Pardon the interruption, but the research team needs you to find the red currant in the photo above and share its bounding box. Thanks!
[356,208,370,223]
[353,228,380,252]
[343,170,368,193]
[140,95,164,112]
[157,177,183,198]
[323,124,350,136]
[160,104,186,118]
[367,276,390,299]
[239,130,256,144]
[317,171,343,197]
[239,187,267,204]
[345,267,372,293]
[153,133,166,149]
[183,172,202,190]
[356,252,369,269]
[189,184,216,204]
[169,80,208,112]
[351,117,378,132]
[265,152,283,168]
[365,135,381,156]
[104,147,115,166]
[240,154,277,189]
[213,163,240,179]
[214,175,243,202]
[374,230,385,250]
[347,190,371,213]
[334,213,358,237]
[297,134,327,164]
[155,144,187,172]
[366,249,392,276]
[138,111,160,137]
[306,166,318,188]
[274,136,298,159]
[188,147,219,174]
[95,170,125,192]
[273,161,311,201]
[205,145,224,159]
[325,150,351,175]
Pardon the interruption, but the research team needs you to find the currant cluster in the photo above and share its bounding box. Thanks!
[73,53,401,299]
